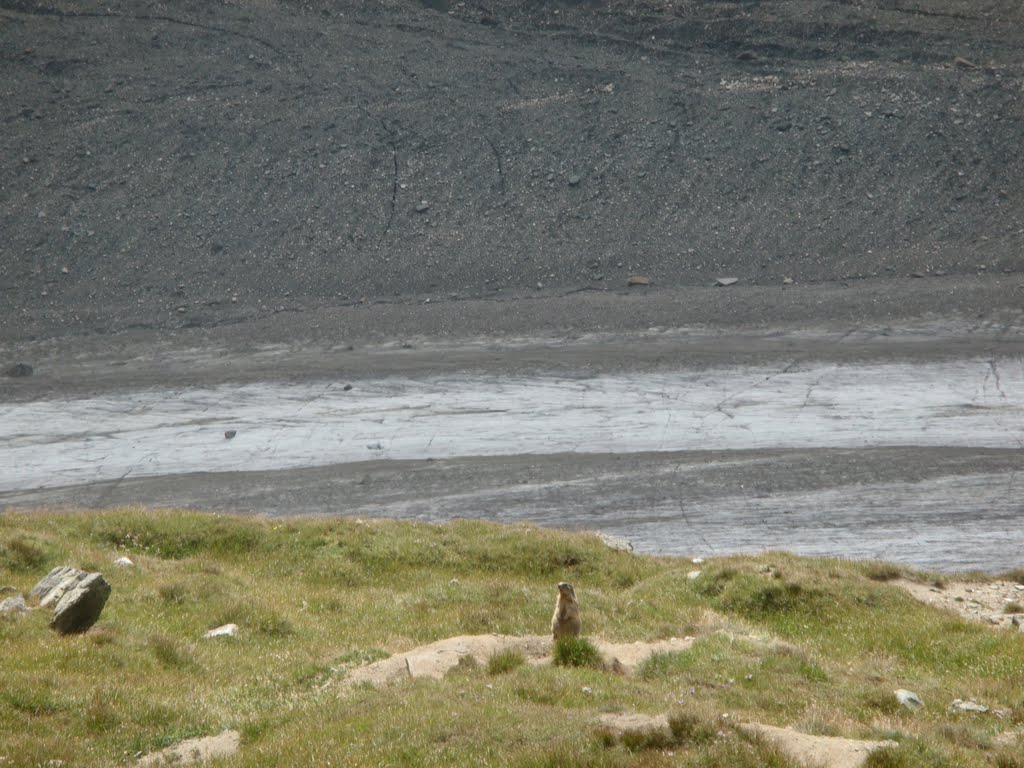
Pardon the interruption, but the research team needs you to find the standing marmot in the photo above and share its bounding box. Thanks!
[551,582,582,640]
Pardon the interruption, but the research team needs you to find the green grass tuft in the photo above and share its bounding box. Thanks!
[1,687,63,717]
[863,562,905,582]
[863,740,954,768]
[84,689,119,734]
[147,634,191,669]
[638,650,694,680]
[158,582,188,604]
[668,712,717,744]
[487,649,526,675]
[618,726,673,751]
[0,535,48,572]
[1000,568,1024,585]
[552,636,603,668]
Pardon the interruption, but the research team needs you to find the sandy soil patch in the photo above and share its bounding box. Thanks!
[739,722,896,768]
[598,712,671,736]
[339,633,697,687]
[896,579,1024,629]
[597,636,696,674]
[136,730,240,766]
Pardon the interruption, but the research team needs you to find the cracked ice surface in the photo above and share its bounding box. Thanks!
[0,358,1021,493]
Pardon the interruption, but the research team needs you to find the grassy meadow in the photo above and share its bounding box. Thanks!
[1,508,1022,767]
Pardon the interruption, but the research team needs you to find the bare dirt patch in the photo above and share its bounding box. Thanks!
[739,723,896,768]
[598,711,670,736]
[136,730,240,767]
[896,579,1024,629]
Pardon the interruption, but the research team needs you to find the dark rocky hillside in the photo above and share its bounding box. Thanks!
[2,0,1022,338]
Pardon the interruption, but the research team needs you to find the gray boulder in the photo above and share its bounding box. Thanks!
[41,571,93,609]
[0,595,29,614]
[50,573,111,634]
[31,565,87,603]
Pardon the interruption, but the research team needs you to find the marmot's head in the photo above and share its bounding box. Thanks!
[557,582,577,601]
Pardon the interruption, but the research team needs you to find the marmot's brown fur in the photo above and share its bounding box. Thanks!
[551,582,582,640]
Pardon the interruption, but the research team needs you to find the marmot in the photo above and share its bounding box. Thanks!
[551,582,582,640]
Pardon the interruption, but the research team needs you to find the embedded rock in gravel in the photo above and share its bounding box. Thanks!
[31,566,87,605]
[51,573,111,634]
[4,363,33,377]
[0,595,29,614]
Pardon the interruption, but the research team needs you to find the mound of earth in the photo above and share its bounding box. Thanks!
[2,0,1022,341]
[339,633,696,687]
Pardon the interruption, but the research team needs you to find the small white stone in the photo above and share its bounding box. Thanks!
[114,556,134,567]
[204,623,238,639]
[895,689,924,710]
[950,699,988,713]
